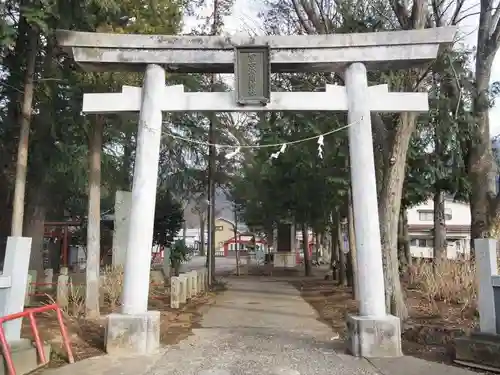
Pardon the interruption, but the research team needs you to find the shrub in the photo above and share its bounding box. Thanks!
[170,240,190,276]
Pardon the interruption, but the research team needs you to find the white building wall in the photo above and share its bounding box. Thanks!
[406,198,471,226]
[407,198,471,260]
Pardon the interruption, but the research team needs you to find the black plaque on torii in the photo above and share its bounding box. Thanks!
[234,44,271,106]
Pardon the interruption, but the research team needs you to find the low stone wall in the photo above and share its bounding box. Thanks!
[170,269,208,309]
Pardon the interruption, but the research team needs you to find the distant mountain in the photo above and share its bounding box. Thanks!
[182,188,234,228]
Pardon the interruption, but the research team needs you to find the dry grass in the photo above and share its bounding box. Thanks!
[100,265,124,310]
[277,259,495,366]
[405,258,477,312]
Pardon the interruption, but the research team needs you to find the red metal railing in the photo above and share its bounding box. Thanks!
[0,304,74,375]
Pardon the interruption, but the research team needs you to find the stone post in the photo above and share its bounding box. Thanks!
[57,273,69,309]
[475,239,498,334]
[191,271,197,296]
[185,273,192,299]
[24,273,32,307]
[197,271,202,295]
[344,63,401,357]
[179,274,187,304]
[162,247,171,280]
[170,277,180,309]
[43,268,54,292]
[0,237,32,342]
[106,64,165,355]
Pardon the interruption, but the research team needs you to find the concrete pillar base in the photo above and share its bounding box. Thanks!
[105,311,160,355]
[345,314,402,358]
[0,339,51,375]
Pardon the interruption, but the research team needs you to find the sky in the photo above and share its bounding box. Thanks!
[184,0,500,136]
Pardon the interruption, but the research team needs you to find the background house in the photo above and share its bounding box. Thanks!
[407,198,471,259]
[213,218,247,256]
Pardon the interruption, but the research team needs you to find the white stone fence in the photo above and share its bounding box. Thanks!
[25,267,209,310]
[170,269,209,309]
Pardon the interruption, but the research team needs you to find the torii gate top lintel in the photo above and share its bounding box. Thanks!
[55,27,457,74]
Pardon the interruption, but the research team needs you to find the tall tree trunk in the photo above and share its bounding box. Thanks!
[199,214,205,256]
[470,54,497,240]
[207,102,216,283]
[121,130,134,190]
[182,220,187,242]
[337,219,347,286]
[433,188,447,262]
[24,188,47,274]
[467,0,500,241]
[86,116,103,318]
[314,232,320,263]
[347,187,358,299]
[331,222,340,281]
[400,209,411,266]
[301,223,311,276]
[379,113,416,321]
[266,225,274,253]
[397,208,411,270]
[11,26,38,236]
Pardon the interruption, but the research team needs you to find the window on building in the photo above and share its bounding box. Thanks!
[215,225,223,231]
[415,238,432,247]
[418,210,433,221]
[445,208,452,221]
[418,209,452,221]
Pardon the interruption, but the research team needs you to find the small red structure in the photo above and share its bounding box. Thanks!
[43,221,81,267]
[223,236,267,257]
[296,241,314,264]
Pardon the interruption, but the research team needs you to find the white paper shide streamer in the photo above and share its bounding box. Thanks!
[270,143,287,159]
[317,135,324,159]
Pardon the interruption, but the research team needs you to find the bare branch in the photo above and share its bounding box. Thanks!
[291,0,316,33]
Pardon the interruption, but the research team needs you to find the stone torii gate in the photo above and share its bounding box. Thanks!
[56,27,456,357]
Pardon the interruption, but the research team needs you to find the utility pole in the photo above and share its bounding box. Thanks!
[234,206,240,276]
[207,115,215,285]
[206,0,220,286]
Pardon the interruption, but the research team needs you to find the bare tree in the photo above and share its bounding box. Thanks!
[468,0,500,240]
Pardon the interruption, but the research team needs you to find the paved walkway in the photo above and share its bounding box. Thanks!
[44,277,482,375]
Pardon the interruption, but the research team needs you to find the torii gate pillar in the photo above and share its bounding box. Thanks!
[106,64,165,355]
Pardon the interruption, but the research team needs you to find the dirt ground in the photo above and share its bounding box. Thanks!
[246,265,476,366]
[23,282,225,371]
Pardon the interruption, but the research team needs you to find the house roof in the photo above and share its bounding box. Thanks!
[215,217,248,232]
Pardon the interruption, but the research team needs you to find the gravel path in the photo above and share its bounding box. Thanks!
[43,276,482,375]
